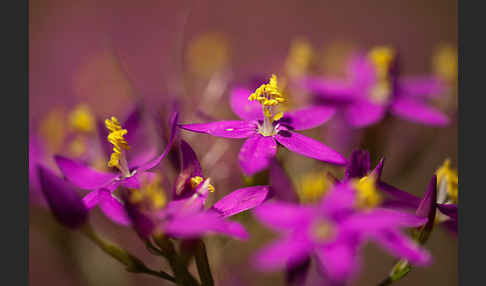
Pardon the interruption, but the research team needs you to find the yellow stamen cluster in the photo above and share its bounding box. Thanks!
[130,174,167,209]
[285,38,314,78]
[352,175,382,209]
[190,176,215,193]
[298,172,331,203]
[68,104,95,133]
[368,46,396,104]
[249,75,286,109]
[105,117,130,169]
[435,159,458,203]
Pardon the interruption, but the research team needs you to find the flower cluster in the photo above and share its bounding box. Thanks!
[30,40,457,286]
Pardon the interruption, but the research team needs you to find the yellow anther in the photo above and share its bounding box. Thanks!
[368,46,396,80]
[298,172,331,203]
[352,175,382,209]
[248,74,285,109]
[272,112,284,122]
[285,37,314,78]
[105,117,130,169]
[68,104,95,133]
[190,176,215,192]
[433,44,457,83]
[435,159,458,203]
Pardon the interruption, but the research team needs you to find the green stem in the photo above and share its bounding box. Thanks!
[194,240,214,286]
[154,235,200,286]
[81,224,176,283]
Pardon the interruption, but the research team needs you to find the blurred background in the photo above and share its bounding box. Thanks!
[29,0,457,285]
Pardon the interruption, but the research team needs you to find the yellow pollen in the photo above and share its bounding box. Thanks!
[435,159,458,204]
[68,104,95,133]
[248,75,286,109]
[190,176,215,193]
[298,172,331,203]
[105,117,130,169]
[368,46,396,80]
[367,46,396,104]
[352,175,382,209]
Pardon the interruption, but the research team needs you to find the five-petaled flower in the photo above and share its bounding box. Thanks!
[302,46,450,127]
[180,74,346,176]
[253,181,430,283]
[52,112,179,225]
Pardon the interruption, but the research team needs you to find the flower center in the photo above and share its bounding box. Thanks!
[310,219,336,243]
[352,175,382,209]
[435,159,458,204]
[105,116,131,177]
[248,74,286,136]
[190,176,215,193]
[367,46,396,105]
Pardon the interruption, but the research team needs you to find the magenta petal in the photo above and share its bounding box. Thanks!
[344,100,387,127]
[121,174,141,189]
[254,236,312,270]
[238,134,277,175]
[344,150,371,179]
[302,76,356,102]
[371,229,431,266]
[82,190,100,210]
[315,242,359,282]
[398,76,445,98]
[174,140,204,197]
[344,208,427,232]
[98,190,131,226]
[253,202,313,231]
[437,204,458,220]
[230,87,263,121]
[390,96,449,126]
[416,175,438,218]
[136,112,179,173]
[37,165,88,229]
[54,156,118,190]
[165,211,248,240]
[275,131,346,165]
[180,120,257,139]
[279,106,335,131]
[212,186,270,218]
[378,181,421,206]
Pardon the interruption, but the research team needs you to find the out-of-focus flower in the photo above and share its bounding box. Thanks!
[180,74,346,176]
[186,32,231,78]
[253,182,430,283]
[433,44,457,85]
[285,37,315,79]
[53,112,179,224]
[303,46,449,127]
[37,165,88,229]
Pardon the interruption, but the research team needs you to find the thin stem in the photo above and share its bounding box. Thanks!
[377,277,393,286]
[81,224,176,283]
[194,239,214,286]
